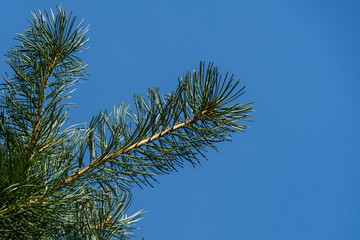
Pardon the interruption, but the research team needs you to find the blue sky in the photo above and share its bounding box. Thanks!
[1,1,359,239]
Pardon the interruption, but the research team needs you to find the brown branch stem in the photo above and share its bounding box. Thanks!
[90,215,112,230]
[0,197,48,214]
[55,109,214,190]
[25,54,59,162]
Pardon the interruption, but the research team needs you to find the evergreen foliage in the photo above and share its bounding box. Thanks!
[0,6,253,239]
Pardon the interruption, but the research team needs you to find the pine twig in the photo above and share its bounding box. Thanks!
[25,54,60,162]
[55,107,215,190]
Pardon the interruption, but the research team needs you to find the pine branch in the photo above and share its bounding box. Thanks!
[0,6,253,239]
[25,53,60,162]
[56,106,215,190]
[0,105,215,214]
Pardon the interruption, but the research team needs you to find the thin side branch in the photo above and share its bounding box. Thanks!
[73,215,113,230]
[90,215,112,230]
[0,197,48,214]
[25,54,60,162]
[38,139,56,153]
